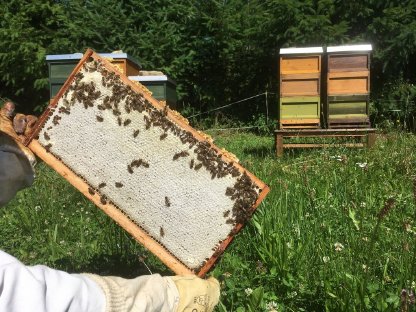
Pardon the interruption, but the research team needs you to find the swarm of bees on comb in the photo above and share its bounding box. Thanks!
[35,53,267,271]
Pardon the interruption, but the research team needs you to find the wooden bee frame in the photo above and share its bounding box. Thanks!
[25,49,269,277]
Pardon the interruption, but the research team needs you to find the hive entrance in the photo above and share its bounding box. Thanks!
[27,50,269,276]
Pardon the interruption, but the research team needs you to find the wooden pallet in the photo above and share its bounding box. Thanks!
[274,128,376,156]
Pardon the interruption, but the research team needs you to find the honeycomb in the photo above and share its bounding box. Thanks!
[34,51,268,272]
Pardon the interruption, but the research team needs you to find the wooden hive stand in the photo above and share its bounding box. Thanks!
[274,128,377,156]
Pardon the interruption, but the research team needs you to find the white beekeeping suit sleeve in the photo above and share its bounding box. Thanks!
[0,250,106,312]
[0,250,183,312]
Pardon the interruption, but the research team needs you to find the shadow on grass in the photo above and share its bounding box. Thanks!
[55,253,170,278]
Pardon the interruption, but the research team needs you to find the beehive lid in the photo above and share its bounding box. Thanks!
[46,52,142,68]
[129,75,177,86]
[327,44,372,53]
[27,49,269,276]
[280,47,323,55]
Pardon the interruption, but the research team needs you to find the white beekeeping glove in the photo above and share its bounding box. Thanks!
[84,274,220,312]
[0,101,36,207]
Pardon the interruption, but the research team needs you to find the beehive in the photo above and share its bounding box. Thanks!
[46,52,141,100]
[279,47,323,129]
[129,74,177,109]
[27,50,269,276]
[326,44,372,128]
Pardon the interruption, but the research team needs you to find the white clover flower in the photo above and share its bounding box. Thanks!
[265,301,278,312]
[334,242,344,252]
[244,288,253,296]
[360,202,366,208]
[356,162,368,168]
[322,256,330,263]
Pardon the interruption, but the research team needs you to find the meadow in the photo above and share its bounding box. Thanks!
[2,130,416,311]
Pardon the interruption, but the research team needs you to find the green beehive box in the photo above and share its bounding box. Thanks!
[327,95,370,128]
[128,75,177,109]
[46,53,141,100]
[279,96,320,129]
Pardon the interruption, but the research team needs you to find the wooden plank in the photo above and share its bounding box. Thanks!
[280,118,320,124]
[280,78,320,96]
[283,143,365,148]
[274,128,376,135]
[280,55,320,73]
[367,132,376,148]
[29,139,194,276]
[275,134,283,157]
[328,54,369,71]
[328,76,369,95]
[281,73,320,79]
[328,71,369,78]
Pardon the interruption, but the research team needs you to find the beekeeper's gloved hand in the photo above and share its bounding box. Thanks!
[0,101,36,207]
[85,273,220,312]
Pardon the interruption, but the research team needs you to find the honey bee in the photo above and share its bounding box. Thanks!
[47,126,53,130]
[127,165,133,174]
[143,115,151,129]
[223,210,230,218]
[123,119,131,126]
[133,129,140,138]
[160,227,165,237]
[100,195,107,205]
[189,159,194,169]
[225,218,234,225]
[162,105,169,116]
[194,163,203,171]
[118,117,122,126]
[160,132,168,140]
[44,143,52,152]
[173,151,189,161]
[141,161,149,168]
[43,132,50,141]
[96,116,104,122]
[88,187,95,195]
[115,182,123,188]
[98,182,106,188]
[225,187,234,196]
[165,196,171,207]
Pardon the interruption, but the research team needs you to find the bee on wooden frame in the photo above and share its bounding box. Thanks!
[44,143,52,152]
[100,195,107,205]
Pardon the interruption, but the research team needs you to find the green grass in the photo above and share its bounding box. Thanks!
[2,130,416,311]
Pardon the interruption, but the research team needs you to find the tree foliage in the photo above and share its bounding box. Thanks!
[0,0,415,124]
